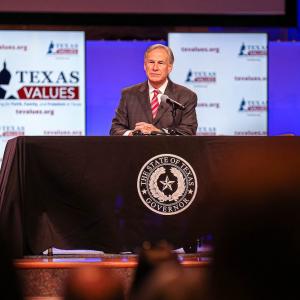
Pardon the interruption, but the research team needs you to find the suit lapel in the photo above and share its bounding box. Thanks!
[139,81,152,123]
[153,80,175,125]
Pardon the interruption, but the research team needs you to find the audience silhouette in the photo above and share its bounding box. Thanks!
[64,266,124,300]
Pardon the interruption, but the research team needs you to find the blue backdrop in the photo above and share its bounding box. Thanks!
[268,42,300,136]
[86,40,300,136]
[86,40,166,136]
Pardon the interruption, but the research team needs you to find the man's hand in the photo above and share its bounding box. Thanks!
[134,122,161,135]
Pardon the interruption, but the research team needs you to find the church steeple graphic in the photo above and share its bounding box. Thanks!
[0,61,12,85]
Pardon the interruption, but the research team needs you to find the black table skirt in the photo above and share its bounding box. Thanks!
[1,136,300,257]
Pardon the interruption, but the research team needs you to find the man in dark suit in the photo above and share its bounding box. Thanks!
[110,44,198,136]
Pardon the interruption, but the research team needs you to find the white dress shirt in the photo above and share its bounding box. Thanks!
[148,79,168,104]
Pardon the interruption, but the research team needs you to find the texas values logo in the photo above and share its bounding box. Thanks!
[197,127,217,136]
[47,41,79,55]
[137,154,197,216]
[0,61,79,100]
[0,125,25,137]
[239,43,267,57]
[239,98,267,112]
[186,70,216,84]
[0,61,15,99]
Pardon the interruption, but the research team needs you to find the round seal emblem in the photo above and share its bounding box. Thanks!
[137,154,197,215]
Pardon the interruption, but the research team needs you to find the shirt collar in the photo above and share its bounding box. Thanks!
[148,79,168,95]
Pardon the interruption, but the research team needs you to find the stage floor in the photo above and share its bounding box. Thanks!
[15,252,211,298]
[14,251,211,299]
[15,252,211,269]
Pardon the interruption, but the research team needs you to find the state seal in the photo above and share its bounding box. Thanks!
[137,154,197,215]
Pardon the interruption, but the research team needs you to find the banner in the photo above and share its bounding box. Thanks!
[0,30,85,166]
[168,33,267,136]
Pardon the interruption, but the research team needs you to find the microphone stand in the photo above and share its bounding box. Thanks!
[168,103,183,135]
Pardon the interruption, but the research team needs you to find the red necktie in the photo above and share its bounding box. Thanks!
[151,89,160,119]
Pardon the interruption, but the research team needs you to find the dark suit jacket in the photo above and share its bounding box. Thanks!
[110,80,198,135]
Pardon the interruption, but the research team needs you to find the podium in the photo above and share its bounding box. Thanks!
[1,136,300,258]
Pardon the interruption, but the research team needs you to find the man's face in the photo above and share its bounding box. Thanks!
[144,48,173,88]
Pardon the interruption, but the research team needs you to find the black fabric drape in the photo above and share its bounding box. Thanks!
[1,136,300,258]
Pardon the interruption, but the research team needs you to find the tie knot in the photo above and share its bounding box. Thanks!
[153,89,159,96]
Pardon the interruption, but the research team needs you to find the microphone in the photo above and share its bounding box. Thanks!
[161,94,186,110]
